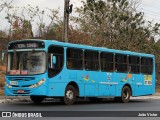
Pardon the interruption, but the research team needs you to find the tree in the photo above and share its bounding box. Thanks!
[0,0,13,12]
[73,0,160,53]
[5,6,18,40]
[45,8,59,39]
[44,21,63,40]
[34,6,45,38]
[11,18,33,39]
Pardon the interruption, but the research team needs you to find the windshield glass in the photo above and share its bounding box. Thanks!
[7,51,46,75]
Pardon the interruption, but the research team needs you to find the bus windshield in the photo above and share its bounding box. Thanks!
[7,51,46,75]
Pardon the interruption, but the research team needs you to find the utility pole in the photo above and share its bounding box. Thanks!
[63,0,73,43]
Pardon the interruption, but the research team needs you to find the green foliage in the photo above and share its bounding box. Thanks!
[73,0,160,61]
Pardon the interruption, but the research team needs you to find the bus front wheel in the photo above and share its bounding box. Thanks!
[30,96,45,104]
[64,85,76,105]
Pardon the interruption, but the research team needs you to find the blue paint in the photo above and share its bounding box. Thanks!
[69,73,77,79]
[5,39,156,98]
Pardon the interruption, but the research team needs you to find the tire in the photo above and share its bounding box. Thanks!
[64,85,76,105]
[120,86,131,103]
[30,96,45,104]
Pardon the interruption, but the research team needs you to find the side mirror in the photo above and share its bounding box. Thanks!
[50,54,56,68]
[52,56,56,64]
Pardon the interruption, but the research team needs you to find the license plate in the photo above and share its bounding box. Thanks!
[10,81,18,85]
[17,90,24,93]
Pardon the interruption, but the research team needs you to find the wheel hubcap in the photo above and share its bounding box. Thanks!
[66,90,74,100]
[123,90,129,100]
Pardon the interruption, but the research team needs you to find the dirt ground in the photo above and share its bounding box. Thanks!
[156,88,160,93]
[0,66,5,96]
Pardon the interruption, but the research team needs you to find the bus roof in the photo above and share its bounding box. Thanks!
[8,39,155,58]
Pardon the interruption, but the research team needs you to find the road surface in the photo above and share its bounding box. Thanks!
[0,98,160,120]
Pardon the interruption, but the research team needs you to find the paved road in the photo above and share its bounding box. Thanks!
[0,99,160,111]
[0,99,160,120]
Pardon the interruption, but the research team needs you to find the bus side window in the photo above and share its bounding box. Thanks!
[141,57,153,75]
[100,52,114,72]
[115,54,127,73]
[84,50,99,71]
[67,48,83,70]
[129,56,140,74]
[128,66,131,73]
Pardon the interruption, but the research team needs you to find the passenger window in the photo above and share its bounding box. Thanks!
[115,54,127,72]
[100,52,114,72]
[84,50,99,71]
[129,56,140,74]
[141,57,153,74]
[67,48,83,70]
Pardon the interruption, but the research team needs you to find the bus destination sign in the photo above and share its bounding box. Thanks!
[17,43,38,48]
[8,41,45,49]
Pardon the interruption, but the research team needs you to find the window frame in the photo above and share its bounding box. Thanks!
[115,53,128,73]
[141,57,153,75]
[128,55,140,74]
[66,47,83,70]
[100,52,114,72]
[84,50,100,71]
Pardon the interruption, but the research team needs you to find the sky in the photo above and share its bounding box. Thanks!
[140,0,160,22]
[0,0,160,34]
[0,0,82,33]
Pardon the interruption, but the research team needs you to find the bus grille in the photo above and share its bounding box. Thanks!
[11,85,31,88]
[8,77,35,81]
[12,90,30,94]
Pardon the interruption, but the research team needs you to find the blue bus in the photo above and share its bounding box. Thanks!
[4,39,156,105]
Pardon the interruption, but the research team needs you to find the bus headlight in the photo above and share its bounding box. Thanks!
[28,78,45,88]
[5,82,12,88]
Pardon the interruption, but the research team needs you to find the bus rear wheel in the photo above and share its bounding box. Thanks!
[64,85,76,105]
[30,96,45,104]
[121,86,131,103]
[115,86,131,103]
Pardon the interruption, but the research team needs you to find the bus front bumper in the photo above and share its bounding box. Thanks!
[4,84,47,96]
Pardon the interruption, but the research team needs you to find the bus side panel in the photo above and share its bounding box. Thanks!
[84,84,96,96]
[115,85,123,96]
[47,83,67,97]
[81,71,99,97]
[132,74,155,96]
[111,73,132,97]
[131,74,144,96]
[98,84,109,96]
[78,83,85,97]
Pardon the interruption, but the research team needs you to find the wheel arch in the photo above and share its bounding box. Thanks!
[123,83,132,96]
